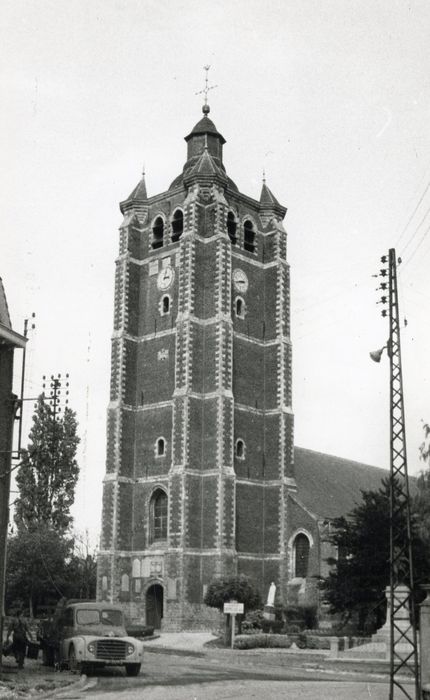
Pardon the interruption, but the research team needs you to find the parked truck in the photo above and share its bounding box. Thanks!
[38,600,143,676]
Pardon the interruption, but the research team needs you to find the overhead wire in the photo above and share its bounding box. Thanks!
[401,221,430,270]
[392,171,430,306]
[395,179,430,249]
[399,205,430,257]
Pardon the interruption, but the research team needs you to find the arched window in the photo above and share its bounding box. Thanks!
[171,210,184,242]
[227,212,237,245]
[150,489,168,543]
[235,297,245,319]
[162,296,170,314]
[152,217,164,249]
[235,439,245,459]
[243,220,256,253]
[294,533,310,578]
[121,573,130,592]
[156,437,166,457]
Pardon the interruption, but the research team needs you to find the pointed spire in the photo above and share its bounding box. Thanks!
[260,181,280,207]
[183,146,228,187]
[259,176,287,220]
[127,166,147,201]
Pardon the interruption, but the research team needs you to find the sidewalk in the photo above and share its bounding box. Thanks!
[143,632,215,652]
[0,657,76,699]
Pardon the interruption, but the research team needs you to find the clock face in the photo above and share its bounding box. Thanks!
[157,266,175,291]
[233,268,248,293]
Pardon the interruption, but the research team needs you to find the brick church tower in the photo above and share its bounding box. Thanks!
[97,102,296,630]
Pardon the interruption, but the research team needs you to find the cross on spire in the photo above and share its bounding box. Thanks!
[195,65,218,115]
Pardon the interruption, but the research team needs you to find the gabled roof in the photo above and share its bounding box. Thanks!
[0,277,11,328]
[0,277,26,348]
[293,446,390,520]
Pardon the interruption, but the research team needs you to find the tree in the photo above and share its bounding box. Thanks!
[204,575,262,643]
[414,422,430,544]
[420,422,430,465]
[6,397,83,616]
[63,532,97,601]
[320,478,429,633]
[14,397,80,531]
[6,529,97,616]
[6,527,72,617]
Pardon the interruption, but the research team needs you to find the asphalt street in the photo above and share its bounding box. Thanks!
[52,649,415,700]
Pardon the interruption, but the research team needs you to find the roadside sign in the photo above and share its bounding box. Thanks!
[223,602,244,615]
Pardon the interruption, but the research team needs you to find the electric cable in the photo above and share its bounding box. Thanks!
[395,178,430,248]
[399,205,430,258]
[401,221,430,269]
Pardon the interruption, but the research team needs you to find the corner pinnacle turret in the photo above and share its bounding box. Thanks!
[259,174,287,220]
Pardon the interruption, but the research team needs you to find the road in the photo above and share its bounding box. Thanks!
[55,649,415,700]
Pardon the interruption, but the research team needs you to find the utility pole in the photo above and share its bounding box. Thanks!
[373,248,420,699]
[42,373,69,419]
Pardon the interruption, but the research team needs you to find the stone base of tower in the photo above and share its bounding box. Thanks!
[158,602,223,632]
[97,551,226,632]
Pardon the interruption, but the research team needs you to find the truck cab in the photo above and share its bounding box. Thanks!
[39,601,143,676]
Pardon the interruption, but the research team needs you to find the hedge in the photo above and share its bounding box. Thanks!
[234,634,293,650]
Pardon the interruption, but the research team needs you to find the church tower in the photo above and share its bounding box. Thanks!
[98,101,295,630]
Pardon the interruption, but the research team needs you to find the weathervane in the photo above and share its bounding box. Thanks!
[195,65,218,114]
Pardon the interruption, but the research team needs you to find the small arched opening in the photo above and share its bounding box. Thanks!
[227,211,237,245]
[162,296,170,314]
[235,297,245,319]
[152,217,164,249]
[235,439,245,459]
[156,437,166,457]
[171,210,184,242]
[243,220,256,253]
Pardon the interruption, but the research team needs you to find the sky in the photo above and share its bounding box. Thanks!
[1,0,430,543]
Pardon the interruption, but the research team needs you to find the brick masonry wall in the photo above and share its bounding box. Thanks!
[98,133,297,628]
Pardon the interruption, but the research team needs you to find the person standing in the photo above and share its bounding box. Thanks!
[6,609,30,669]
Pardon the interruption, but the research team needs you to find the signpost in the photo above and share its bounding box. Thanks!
[223,601,244,649]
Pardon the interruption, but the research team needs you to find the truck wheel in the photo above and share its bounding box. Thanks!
[125,663,141,676]
[68,646,81,674]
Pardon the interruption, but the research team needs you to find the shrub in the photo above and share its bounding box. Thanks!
[242,609,265,634]
[234,634,292,650]
[283,605,317,631]
[204,575,262,613]
[242,609,286,635]
[261,619,284,634]
[303,634,330,650]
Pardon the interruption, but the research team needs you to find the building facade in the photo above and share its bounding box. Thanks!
[97,106,390,630]
[97,106,297,630]
[0,278,26,650]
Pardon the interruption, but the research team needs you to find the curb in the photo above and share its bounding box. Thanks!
[143,645,206,658]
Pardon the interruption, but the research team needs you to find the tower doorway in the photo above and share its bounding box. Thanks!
[146,584,164,629]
